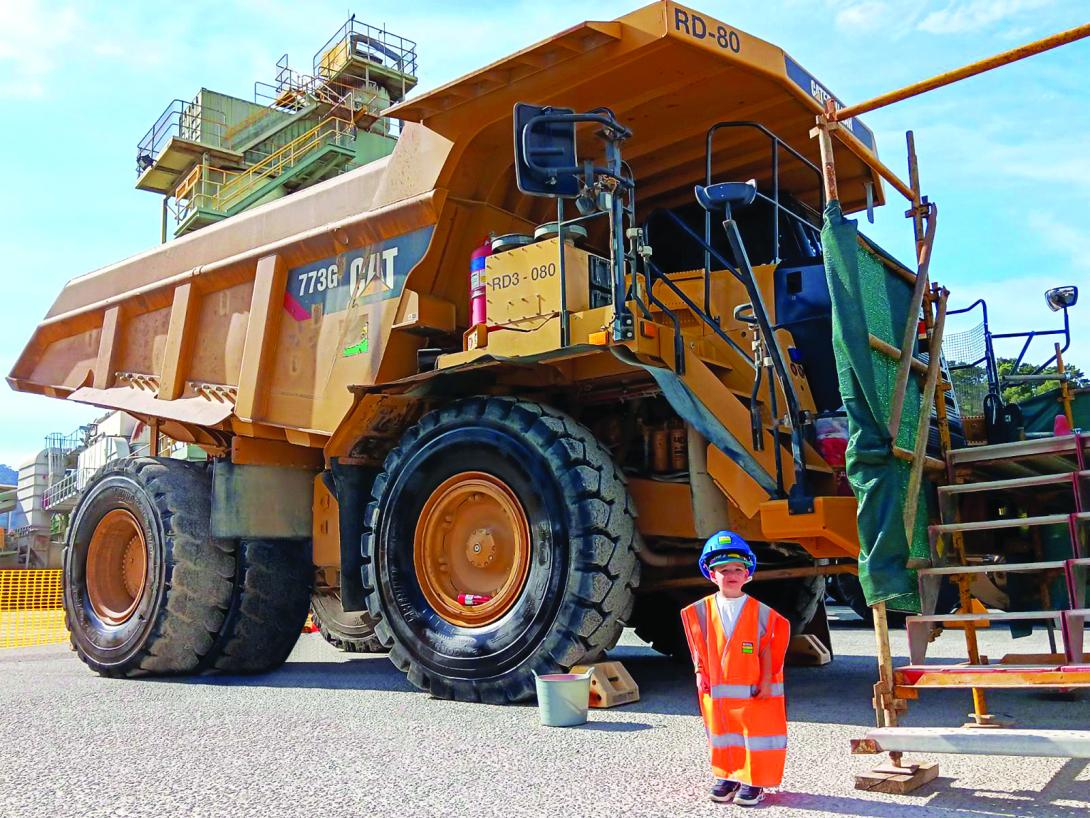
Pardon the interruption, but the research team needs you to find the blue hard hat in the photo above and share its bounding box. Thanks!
[699,531,756,579]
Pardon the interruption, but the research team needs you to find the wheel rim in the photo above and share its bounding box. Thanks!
[413,471,531,627]
[86,509,148,626]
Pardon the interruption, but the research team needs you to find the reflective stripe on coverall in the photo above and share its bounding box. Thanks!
[680,594,790,787]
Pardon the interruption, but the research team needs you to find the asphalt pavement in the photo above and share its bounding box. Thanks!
[1,608,1087,818]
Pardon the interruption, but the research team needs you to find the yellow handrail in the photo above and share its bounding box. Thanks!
[214,116,354,212]
[174,165,233,224]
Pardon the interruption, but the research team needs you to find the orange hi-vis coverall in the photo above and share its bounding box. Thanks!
[681,593,790,787]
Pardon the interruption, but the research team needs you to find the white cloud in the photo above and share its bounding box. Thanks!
[0,1,79,99]
[918,0,1051,35]
[0,1,185,100]
[915,119,1090,199]
[1026,212,1090,275]
[835,2,898,33]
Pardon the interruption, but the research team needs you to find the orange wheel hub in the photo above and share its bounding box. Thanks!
[414,471,531,627]
[86,509,148,625]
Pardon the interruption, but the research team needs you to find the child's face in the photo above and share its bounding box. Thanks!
[711,562,751,596]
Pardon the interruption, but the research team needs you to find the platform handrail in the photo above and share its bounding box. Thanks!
[136,98,227,174]
[213,116,355,213]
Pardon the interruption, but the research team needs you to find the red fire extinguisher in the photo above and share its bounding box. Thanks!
[470,238,491,327]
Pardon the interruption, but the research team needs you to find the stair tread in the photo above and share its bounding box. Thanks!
[909,610,1066,623]
[939,470,1090,495]
[948,434,1088,466]
[931,512,1090,534]
[918,560,1068,576]
[898,663,1090,672]
[894,665,1090,690]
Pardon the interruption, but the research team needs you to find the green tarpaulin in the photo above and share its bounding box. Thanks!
[1018,387,1089,434]
[822,201,929,613]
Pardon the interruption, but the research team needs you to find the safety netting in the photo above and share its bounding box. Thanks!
[942,321,989,415]
[821,201,929,613]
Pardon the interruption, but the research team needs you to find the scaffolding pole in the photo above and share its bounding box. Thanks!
[833,23,1090,122]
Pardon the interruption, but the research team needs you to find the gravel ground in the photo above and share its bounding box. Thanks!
[1,608,1087,818]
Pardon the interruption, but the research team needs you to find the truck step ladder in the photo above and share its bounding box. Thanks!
[853,433,1090,795]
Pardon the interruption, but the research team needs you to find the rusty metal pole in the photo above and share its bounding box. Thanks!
[871,601,907,769]
[887,204,937,442]
[811,111,840,204]
[903,286,948,544]
[834,23,1090,121]
[1056,344,1076,429]
[906,131,923,246]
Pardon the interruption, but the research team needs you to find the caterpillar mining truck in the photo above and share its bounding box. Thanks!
[10,2,937,699]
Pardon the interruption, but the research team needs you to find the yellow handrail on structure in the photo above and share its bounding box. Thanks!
[173,164,234,225]
[0,569,67,648]
[213,116,354,213]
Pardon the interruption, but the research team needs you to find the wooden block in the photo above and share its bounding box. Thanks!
[854,762,939,794]
[571,661,639,708]
[787,634,832,667]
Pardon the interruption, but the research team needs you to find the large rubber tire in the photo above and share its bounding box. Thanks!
[630,591,698,662]
[831,573,959,628]
[632,577,824,659]
[208,538,313,674]
[311,590,386,653]
[361,397,640,703]
[748,576,825,634]
[63,457,236,677]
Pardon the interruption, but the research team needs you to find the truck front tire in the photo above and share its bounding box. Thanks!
[361,397,639,703]
[311,590,386,653]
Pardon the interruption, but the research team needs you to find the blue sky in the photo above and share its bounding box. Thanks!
[1,0,1087,468]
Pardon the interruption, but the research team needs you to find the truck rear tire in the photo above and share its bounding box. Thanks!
[748,575,825,634]
[830,573,960,628]
[209,538,313,674]
[361,397,639,703]
[631,592,696,662]
[63,457,236,677]
[311,590,386,653]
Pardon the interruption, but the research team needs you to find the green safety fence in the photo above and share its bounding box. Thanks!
[822,201,929,613]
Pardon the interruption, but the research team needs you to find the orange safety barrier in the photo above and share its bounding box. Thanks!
[0,569,68,648]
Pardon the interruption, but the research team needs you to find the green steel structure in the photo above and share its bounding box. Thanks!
[135,16,417,239]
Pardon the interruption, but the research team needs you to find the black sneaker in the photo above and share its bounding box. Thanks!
[734,785,764,806]
[710,779,740,803]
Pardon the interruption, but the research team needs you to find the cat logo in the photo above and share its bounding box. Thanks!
[350,247,400,298]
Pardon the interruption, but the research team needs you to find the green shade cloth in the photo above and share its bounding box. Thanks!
[822,201,929,613]
[1017,387,1089,434]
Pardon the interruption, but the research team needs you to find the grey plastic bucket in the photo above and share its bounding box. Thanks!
[534,669,592,727]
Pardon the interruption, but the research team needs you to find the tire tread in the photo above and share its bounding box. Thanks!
[360,396,640,703]
[64,457,236,677]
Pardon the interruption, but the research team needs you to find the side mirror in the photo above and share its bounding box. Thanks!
[513,103,579,198]
[1045,285,1078,312]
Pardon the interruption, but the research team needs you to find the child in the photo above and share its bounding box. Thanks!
[680,531,790,806]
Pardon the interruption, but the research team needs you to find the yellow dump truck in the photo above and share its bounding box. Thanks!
[10,2,911,699]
